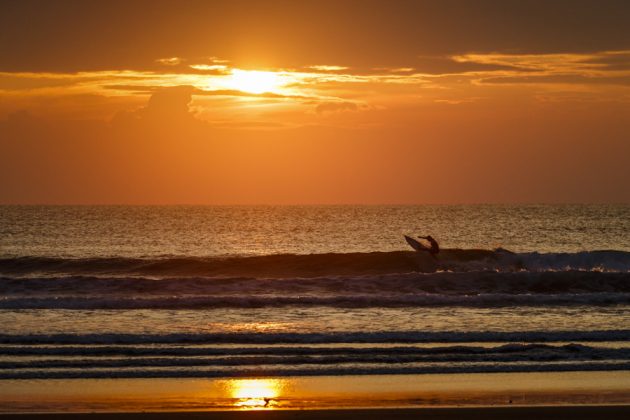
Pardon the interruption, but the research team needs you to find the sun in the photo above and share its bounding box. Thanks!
[226,69,284,94]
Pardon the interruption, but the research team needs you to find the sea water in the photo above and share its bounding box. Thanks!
[0,205,629,409]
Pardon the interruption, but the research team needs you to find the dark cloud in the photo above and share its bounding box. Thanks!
[144,86,195,120]
[478,74,630,86]
[102,85,157,94]
[154,63,231,76]
[2,0,630,72]
[413,56,533,74]
[581,51,630,71]
[1,109,45,130]
[107,84,307,132]
[111,86,199,128]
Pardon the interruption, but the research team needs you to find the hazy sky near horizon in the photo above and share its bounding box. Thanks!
[1,0,629,204]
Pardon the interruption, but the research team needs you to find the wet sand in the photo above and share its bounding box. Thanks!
[1,372,629,415]
[1,406,630,420]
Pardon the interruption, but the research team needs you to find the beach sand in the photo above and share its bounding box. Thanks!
[1,372,629,416]
[1,406,630,420]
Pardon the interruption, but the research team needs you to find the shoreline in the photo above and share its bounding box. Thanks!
[1,372,629,414]
[1,406,630,419]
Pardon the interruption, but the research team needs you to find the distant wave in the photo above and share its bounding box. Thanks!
[2,249,630,279]
[2,330,628,345]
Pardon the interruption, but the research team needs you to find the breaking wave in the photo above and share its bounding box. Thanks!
[1,249,629,279]
[1,270,629,309]
[2,249,629,309]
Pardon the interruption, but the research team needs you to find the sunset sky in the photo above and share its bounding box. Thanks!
[1,0,629,204]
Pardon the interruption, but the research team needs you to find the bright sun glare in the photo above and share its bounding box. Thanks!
[226,69,284,94]
[229,379,281,409]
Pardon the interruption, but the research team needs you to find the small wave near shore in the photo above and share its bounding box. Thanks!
[1,330,629,379]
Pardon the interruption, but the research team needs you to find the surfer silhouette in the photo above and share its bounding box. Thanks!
[403,234,440,271]
[418,235,439,258]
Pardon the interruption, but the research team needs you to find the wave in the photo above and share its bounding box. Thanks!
[1,344,628,368]
[3,271,629,295]
[1,292,628,309]
[1,249,629,278]
[0,343,617,356]
[3,251,629,310]
[4,331,628,379]
[1,270,629,309]
[2,361,629,380]
[0,330,630,379]
[2,330,628,344]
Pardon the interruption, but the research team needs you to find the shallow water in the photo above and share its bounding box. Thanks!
[1,372,630,412]
[2,205,629,257]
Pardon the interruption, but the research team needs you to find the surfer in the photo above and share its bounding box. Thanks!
[403,234,440,270]
[418,235,439,258]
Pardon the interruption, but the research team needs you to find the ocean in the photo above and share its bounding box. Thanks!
[0,205,629,408]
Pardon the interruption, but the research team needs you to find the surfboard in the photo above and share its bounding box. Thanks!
[404,235,428,251]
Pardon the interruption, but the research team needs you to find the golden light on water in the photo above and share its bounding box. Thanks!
[228,379,283,409]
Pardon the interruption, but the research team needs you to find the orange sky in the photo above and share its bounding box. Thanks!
[1,0,629,204]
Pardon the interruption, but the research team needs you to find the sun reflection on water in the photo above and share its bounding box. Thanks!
[227,379,284,409]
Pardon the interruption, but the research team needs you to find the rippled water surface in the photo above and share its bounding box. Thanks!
[0,205,629,382]
[2,205,629,257]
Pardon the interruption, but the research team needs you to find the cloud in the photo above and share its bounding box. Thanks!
[189,64,229,71]
[452,51,630,73]
[1,109,44,129]
[103,84,311,100]
[412,56,526,75]
[195,89,311,100]
[308,65,349,72]
[315,101,359,114]
[4,49,630,125]
[434,97,481,105]
[477,74,630,87]
[386,67,415,73]
[107,84,310,130]
[145,86,194,116]
[450,51,630,90]
[156,57,182,66]
[579,50,630,71]
[206,57,230,64]
[0,73,80,91]
[4,1,630,74]
[102,84,157,94]
[112,85,200,128]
